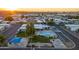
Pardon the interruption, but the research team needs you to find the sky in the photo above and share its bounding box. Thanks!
[16,8,79,12]
[0,0,79,8]
[0,0,79,12]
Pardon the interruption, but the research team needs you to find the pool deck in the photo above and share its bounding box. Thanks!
[36,30,57,37]
[8,38,29,48]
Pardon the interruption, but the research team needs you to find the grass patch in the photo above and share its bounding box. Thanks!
[16,31,26,37]
[29,35,50,43]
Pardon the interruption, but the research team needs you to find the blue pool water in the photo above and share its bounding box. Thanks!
[36,31,56,37]
[9,37,22,44]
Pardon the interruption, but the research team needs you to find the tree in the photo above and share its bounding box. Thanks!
[26,21,35,36]
[46,19,55,26]
[21,15,24,19]
[4,16,14,21]
[76,29,79,33]
[0,35,7,46]
[59,22,67,28]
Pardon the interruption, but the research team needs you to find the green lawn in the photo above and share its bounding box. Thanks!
[29,35,51,43]
[17,31,56,43]
[16,31,26,37]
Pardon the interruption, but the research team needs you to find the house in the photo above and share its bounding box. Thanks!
[18,24,50,31]
[0,24,10,31]
[65,24,79,31]
[0,26,5,31]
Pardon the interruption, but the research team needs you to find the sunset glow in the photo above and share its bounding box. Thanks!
[0,0,78,12]
[5,8,17,11]
[16,8,79,12]
[0,8,79,12]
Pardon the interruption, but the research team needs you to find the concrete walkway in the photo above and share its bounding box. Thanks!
[53,39,67,49]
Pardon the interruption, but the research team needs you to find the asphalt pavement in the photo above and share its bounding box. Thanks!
[56,26,79,49]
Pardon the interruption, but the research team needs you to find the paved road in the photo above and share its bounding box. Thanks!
[0,23,22,42]
[56,26,79,49]
[55,32,75,48]
[7,24,22,41]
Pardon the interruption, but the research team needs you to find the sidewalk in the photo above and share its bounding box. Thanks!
[53,39,67,49]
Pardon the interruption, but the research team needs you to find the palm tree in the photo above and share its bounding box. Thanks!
[59,22,67,29]
[4,16,14,21]
[26,21,36,48]
[46,19,55,26]
[26,21,35,37]
[21,15,25,19]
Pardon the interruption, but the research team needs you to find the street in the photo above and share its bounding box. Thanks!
[56,26,79,49]
[0,23,22,42]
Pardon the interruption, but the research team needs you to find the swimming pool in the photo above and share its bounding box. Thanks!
[36,30,56,37]
[9,37,22,44]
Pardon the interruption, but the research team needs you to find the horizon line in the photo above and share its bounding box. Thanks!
[0,8,79,12]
